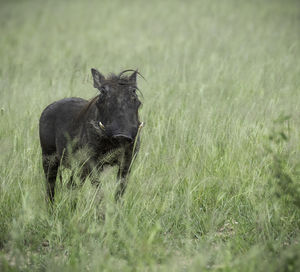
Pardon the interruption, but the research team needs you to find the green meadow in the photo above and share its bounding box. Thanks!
[1,0,300,271]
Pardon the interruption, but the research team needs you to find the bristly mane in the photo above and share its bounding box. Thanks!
[76,70,144,122]
[104,69,145,87]
[75,96,99,122]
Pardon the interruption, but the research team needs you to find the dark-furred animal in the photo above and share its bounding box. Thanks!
[39,69,143,203]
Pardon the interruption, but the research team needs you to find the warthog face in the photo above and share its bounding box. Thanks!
[91,68,142,144]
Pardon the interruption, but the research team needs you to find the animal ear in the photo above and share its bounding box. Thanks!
[129,70,138,85]
[91,68,105,89]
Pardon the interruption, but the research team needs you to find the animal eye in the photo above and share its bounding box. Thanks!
[129,86,136,93]
[101,86,109,93]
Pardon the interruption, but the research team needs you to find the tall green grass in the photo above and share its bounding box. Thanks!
[1,0,300,270]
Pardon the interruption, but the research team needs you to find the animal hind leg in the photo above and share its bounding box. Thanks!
[42,154,60,203]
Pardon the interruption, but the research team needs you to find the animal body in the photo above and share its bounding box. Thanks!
[39,68,143,203]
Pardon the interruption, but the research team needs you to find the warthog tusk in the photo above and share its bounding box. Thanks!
[139,122,144,129]
[99,121,105,130]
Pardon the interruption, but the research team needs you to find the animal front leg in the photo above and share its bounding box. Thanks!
[115,154,132,200]
[79,160,102,187]
[115,169,129,201]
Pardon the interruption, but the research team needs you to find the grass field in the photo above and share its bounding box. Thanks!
[1,0,300,271]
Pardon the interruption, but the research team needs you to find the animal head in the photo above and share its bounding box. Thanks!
[91,68,143,143]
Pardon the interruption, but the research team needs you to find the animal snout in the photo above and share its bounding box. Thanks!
[112,134,134,144]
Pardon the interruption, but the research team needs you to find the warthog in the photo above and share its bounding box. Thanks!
[39,69,144,203]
